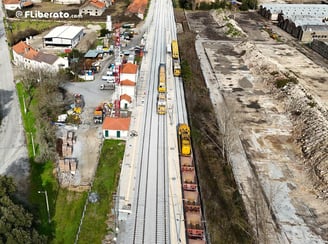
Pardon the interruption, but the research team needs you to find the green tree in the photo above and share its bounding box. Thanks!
[181,60,192,83]
[68,49,85,80]
[240,0,258,10]
[0,176,46,243]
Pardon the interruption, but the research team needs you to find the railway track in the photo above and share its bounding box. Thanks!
[128,0,169,242]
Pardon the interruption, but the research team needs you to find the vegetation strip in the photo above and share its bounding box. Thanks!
[176,9,253,243]
[77,140,125,243]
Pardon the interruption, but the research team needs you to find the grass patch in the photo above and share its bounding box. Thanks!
[53,190,88,244]
[29,161,57,237]
[225,22,242,37]
[78,140,125,243]
[17,82,87,242]
[17,82,57,237]
[9,20,61,35]
[16,83,36,146]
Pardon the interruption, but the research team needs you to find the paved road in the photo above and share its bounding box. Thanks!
[0,5,29,192]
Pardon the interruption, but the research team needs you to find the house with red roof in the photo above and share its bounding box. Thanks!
[102,117,131,139]
[3,0,33,10]
[126,0,147,20]
[120,79,136,98]
[120,63,138,83]
[79,0,107,16]
[12,41,68,72]
[120,93,132,110]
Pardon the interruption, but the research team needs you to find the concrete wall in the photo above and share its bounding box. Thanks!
[103,129,128,139]
[120,85,135,98]
[120,99,131,110]
[4,4,21,10]
[300,29,328,42]
[311,39,328,59]
[120,73,137,83]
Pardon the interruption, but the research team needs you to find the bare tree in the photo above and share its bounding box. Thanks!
[217,98,240,161]
[17,69,69,163]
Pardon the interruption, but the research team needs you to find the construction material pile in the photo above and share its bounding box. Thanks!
[56,130,80,187]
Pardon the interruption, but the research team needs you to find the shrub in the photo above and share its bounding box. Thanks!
[275,76,298,88]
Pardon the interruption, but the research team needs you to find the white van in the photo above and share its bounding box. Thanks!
[102,75,115,82]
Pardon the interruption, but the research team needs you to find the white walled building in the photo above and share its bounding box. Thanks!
[79,0,106,16]
[102,117,131,139]
[120,79,135,98]
[43,26,84,48]
[120,63,138,82]
[3,0,33,10]
[13,41,68,72]
[120,93,132,110]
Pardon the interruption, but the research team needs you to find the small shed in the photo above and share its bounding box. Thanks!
[120,93,132,110]
[102,117,131,139]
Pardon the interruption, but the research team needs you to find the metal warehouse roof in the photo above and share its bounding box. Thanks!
[260,4,328,18]
[44,26,84,40]
[291,16,328,27]
[84,49,103,58]
[302,25,328,32]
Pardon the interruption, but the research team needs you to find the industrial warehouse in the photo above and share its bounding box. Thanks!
[259,4,328,58]
[43,25,84,47]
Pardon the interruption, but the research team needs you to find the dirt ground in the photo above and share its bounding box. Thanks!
[185,9,328,242]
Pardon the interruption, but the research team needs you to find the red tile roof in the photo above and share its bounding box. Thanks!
[3,0,19,4]
[120,79,135,86]
[120,94,132,103]
[102,117,131,131]
[22,1,33,7]
[126,0,147,15]
[12,41,38,60]
[4,0,33,6]
[121,63,138,74]
[89,0,105,8]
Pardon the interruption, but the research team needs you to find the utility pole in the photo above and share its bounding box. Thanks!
[38,190,51,223]
[30,132,35,156]
[22,95,27,113]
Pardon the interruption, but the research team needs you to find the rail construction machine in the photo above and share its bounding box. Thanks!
[178,124,207,243]
[171,40,181,77]
[157,63,167,114]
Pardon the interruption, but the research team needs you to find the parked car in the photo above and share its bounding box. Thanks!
[102,75,115,82]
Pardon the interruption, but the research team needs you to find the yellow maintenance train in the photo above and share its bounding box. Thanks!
[158,63,166,93]
[177,123,207,243]
[178,123,191,156]
[171,40,179,60]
